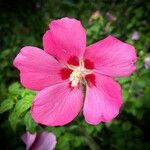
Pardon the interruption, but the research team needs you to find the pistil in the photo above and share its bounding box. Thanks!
[68,59,92,87]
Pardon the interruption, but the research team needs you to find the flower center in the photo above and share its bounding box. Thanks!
[68,60,92,87]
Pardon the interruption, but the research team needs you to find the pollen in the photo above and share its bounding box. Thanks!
[69,68,83,87]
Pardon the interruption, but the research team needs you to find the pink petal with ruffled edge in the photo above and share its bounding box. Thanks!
[30,132,57,150]
[83,73,122,125]
[84,35,136,77]
[31,81,83,126]
[13,46,64,91]
[21,132,37,150]
[43,17,86,64]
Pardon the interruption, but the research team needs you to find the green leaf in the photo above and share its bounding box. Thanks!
[24,112,37,133]
[117,77,131,84]
[8,82,21,95]
[14,94,34,117]
[136,60,143,69]
[122,122,131,131]
[122,89,129,101]
[9,110,20,131]
[57,133,71,150]
[0,99,14,114]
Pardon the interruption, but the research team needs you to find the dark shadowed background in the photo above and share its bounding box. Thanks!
[0,0,150,149]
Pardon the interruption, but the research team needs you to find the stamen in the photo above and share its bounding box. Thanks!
[68,59,92,87]
[69,68,82,87]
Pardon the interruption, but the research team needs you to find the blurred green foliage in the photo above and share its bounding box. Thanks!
[0,0,150,149]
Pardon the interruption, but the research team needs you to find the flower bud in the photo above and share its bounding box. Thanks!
[144,55,150,69]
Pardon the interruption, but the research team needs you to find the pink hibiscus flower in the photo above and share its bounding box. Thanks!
[13,17,136,126]
[21,132,56,150]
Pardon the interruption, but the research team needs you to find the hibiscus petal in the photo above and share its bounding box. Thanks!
[84,35,136,77]
[83,73,122,125]
[31,132,57,150]
[31,81,83,126]
[13,46,64,91]
[21,132,37,150]
[43,17,86,64]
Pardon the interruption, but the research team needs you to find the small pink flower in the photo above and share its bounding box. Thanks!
[21,132,56,150]
[106,12,116,22]
[144,55,150,69]
[131,31,140,41]
[14,17,137,126]
[89,10,101,22]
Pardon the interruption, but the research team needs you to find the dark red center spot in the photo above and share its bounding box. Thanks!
[85,74,96,87]
[60,68,72,80]
[67,56,79,66]
[84,59,94,69]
